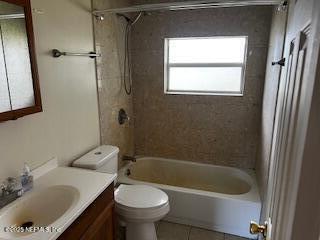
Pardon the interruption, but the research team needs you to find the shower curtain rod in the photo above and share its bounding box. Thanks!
[92,0,283,15]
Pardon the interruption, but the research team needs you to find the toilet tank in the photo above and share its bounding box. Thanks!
[72,145,119,174]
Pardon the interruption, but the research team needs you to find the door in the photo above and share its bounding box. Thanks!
[253,0,320,239]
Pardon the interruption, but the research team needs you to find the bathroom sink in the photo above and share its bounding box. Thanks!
[0,185,80,239]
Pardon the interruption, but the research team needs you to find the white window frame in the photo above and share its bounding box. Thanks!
[164,36,248,96]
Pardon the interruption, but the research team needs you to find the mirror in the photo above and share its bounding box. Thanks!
[0,0,41,122]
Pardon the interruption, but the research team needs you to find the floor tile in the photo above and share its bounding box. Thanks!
[189,227,224,240]
[155,221,160,230]
[156,221,190,240]
[225,234,250,240]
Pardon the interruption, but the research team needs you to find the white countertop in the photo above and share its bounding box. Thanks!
[0,160,116,240]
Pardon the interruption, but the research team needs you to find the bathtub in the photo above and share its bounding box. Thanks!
[118,157,261,239]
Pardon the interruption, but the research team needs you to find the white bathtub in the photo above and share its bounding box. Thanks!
[118,157,261,239]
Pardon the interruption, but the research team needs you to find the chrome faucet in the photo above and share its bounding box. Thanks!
[0,164,33,209]
[1,177,21,195]
[122,155,136,162]
[0,177,23,209]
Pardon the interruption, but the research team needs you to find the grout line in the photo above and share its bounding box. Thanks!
[155,221,160,233]
[187,225,192,240]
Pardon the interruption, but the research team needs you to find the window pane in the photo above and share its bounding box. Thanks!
[168,37,246,64]
[168,67,243,93]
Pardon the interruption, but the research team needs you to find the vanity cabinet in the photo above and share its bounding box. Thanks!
[58,184,115,240]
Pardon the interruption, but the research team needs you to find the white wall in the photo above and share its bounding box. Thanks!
[0,0,100,182]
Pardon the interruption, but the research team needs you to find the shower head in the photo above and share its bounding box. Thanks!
[95,14,105,21]
[119,11,143,96]
[117,12,143,26]
[116,13,132,23]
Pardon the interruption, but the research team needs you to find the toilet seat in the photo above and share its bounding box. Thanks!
[115,184,168,208]
[115,185,170,222]
[116,201,170,222]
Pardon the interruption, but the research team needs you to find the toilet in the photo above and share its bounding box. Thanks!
[72,145,170,240]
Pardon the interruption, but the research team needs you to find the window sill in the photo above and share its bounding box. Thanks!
[164,91,244,97]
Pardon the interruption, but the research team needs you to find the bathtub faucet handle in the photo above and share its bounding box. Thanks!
[122,155,136,162]
[118,109,130,125]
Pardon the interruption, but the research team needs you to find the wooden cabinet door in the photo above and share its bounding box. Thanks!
[80,201,114,240]
[58,184,114,240]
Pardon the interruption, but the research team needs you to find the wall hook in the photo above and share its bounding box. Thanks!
[272,58,286,67]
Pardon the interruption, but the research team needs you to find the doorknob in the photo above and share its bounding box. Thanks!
[250,221,268,239]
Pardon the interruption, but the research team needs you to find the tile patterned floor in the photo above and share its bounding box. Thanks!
[156,221,250,240]
[117,221,250,240]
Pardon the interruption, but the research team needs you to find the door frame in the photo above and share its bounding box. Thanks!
[263,5,288,223]
[266,0,320,239]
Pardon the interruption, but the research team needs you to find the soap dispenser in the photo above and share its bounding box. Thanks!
[21,163,33,192]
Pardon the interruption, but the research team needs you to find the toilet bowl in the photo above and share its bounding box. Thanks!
[115,184,169,240]
[72,145,170,240]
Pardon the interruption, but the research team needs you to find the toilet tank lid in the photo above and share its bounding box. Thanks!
[72,145,119,170]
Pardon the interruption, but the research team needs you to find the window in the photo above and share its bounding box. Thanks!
[164,36,248,96]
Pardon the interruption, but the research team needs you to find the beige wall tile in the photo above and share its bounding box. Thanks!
[131,6,272,168]
[93,0,135,166]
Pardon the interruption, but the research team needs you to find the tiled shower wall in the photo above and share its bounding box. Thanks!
[131,6,272,168]
[93,0,135,165]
